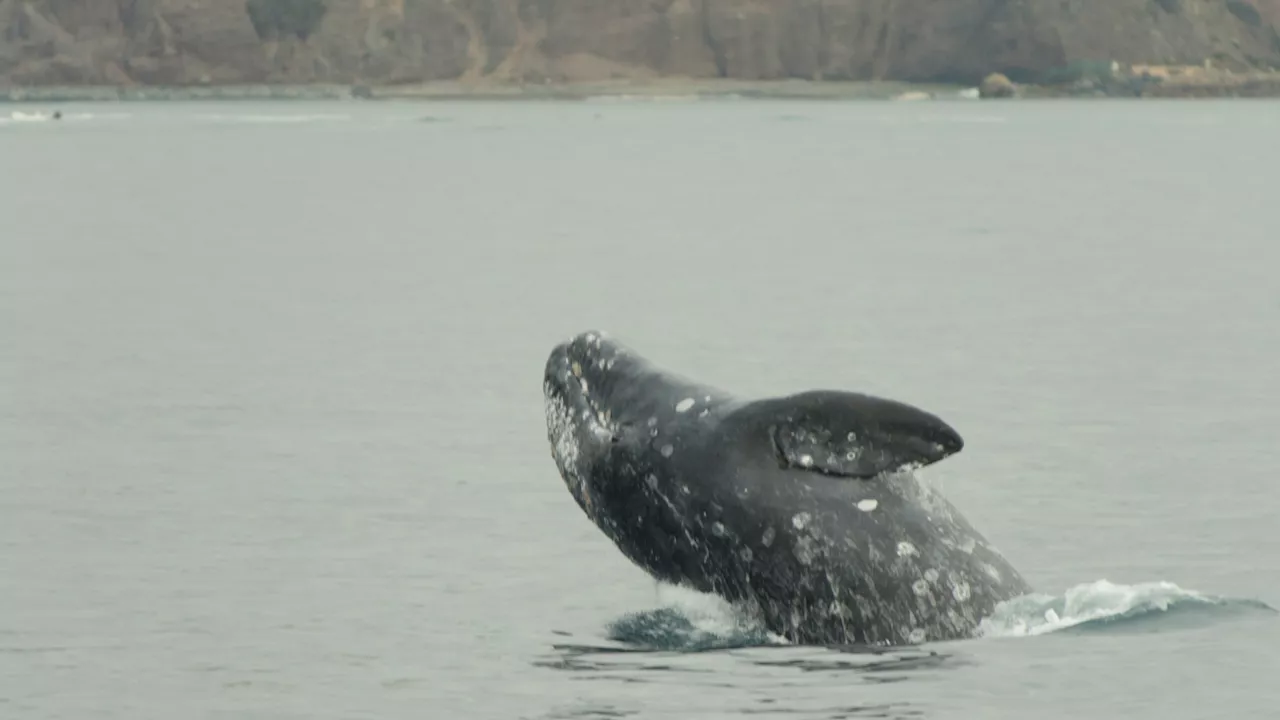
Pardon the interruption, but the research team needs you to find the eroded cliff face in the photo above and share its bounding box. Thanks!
[2,0,1277,87]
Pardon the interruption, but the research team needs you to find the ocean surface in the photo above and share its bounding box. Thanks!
[3,98,1279,719]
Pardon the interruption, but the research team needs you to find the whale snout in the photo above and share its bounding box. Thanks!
[543,330,633,427]
[544,330,618,392]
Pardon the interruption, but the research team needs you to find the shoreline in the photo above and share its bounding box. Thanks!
[0,80,969,104]
[4,71,1280,104]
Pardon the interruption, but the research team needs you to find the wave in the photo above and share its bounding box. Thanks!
[594,580,1274,653]
[0,110,129,125]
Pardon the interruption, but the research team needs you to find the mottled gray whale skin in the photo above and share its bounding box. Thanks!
[543,330,1031,647]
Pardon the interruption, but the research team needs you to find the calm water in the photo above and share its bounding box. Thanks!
[3,99,1279,719]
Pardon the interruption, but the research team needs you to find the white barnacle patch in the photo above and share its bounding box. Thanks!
[710,521,726,537]
[791,512,811,530]
[645,474,659,490]
[660,444,674,458]
[912,579,930,597]
[739,547,753,563]
[982,563,1002,582]
[543,383,581,477]
[571,362,583,378]
[794,536,817,565]
[856,499,878,512]
[924,568,940,583]
[761,526,776,547]
[798,454,814,467]
[951,580,972,603]
[675,398,695,413]
[896,541,918,558]
[958,538,977,554]
[907,628,927,644]
[647,417,658,427]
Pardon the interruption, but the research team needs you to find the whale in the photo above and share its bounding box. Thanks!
[542,330,1031,646]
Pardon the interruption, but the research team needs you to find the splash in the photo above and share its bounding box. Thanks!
[977,579,1277,638]
[605,585,776,651]
[597,580,1275,652]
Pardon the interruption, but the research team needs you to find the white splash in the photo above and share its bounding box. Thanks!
[977,580,1227,639]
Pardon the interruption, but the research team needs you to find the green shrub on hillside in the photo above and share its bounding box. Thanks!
[246,0,329,41]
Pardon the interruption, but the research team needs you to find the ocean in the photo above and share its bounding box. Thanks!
[3,97,1278,719]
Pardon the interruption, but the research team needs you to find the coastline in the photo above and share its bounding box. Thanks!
[4,69,1279,104]
[0,79,971,104]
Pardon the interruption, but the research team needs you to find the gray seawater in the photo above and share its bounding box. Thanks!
[3,98,1279,719]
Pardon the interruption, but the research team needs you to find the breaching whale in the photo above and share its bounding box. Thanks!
[542,330,1031,646]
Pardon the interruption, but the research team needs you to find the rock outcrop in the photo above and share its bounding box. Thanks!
[2,0,1278,88]
[979,73,1017,99]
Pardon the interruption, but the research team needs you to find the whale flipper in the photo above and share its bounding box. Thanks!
[766,391,965,479]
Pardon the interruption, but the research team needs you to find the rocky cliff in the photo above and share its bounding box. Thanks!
[2,0,1278,88]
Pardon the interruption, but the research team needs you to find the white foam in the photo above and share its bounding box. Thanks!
[652,583,770,640]
[978,579,1217,638]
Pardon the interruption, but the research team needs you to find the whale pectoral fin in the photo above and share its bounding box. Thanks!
[766,392,964,479]
[772,420,902,478]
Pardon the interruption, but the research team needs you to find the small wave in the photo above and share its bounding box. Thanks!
[0,110,127,125]
[1,110,65,124]
[978,579,1277,639]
